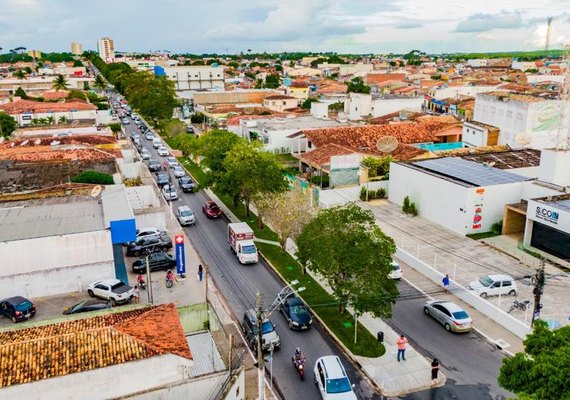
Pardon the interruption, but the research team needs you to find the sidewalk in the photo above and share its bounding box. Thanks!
[360,199,570,345]
[303,267,445,397]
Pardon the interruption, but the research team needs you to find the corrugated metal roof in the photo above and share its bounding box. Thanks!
[0,199,104,242]
[186,332,225,377]
[101,184,135,228]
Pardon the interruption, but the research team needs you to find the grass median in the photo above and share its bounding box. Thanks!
[176,156,385,357]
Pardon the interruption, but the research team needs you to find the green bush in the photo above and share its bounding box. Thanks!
[402,195,411,213]
[71,170,114,184]
[359,186,367,201]
[491,221,503,235]
[190,112,205,123]
[409,202,418,216]
[375,188,386,199]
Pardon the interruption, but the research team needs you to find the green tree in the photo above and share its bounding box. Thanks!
[52,74,69,91]
[163,119,185,138]
[265,73,281,89]
[15,87,28,99]
[58,116,68,124]
[66,90,87,100]
[301,98,318,109]
[72,60,83,67]
[222,141,288,216]
[93,75,106,91]
[108,122,122,136]
[296,203,398,315]
[346,77,370,94]
[0,112,18,138]
[13,69,26,79]
[498,321,570,399]
[362,156,393,178]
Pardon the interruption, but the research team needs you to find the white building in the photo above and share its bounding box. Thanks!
[98,37,115,63]
[338,63,374,76]
[237,115,353,153]
[345,93,423,121]
[467,59,489,68]
[388,153,562,236]
[125,59,156,71]
[263,94,298,112]
[159,65,225,91]
[70,42,83,55]
[511,61,537,71]
[473,92,568,150]
[0,76,94,94]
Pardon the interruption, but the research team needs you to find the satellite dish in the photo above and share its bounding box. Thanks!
[376,136,399,153]
[20,140,29,146]
[34,138,42,145]
[515,133,531,146]
[90,185,102,197]
[71,120,79,126]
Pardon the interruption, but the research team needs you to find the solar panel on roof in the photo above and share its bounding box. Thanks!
[414,157,529,187]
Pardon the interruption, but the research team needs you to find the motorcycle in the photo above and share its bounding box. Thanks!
[508,299,531,313]
[292,355,305,380]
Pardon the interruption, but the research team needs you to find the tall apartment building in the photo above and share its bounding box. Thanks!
[71,42,83,55]
[98,37,115,63]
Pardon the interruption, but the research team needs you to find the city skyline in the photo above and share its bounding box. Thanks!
[0,0,569,54]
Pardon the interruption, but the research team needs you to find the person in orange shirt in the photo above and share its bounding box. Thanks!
[397,334,408,362]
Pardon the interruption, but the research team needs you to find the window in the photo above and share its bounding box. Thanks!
[503,281,512,287]
[506,111,513,118]
[516,113,523,120]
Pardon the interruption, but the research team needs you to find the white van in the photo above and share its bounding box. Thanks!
[468,274,517,298]
[152,138,162,149]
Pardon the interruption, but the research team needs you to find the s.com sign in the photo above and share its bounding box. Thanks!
[535,207,559,224]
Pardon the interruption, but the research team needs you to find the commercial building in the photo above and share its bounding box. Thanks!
[0,76,93,95]
[0,98,98,125]
[155,65,225,91]
[98,37,115,63]
[70,42,83,55]
[263,94,299,112]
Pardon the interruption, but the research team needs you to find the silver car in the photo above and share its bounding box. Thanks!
[173,166,185,178]
[176,206,196,226]
[162,185,178,201]
[423,300,472,333]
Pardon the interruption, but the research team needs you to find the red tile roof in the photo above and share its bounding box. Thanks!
[0,99,97,114]
[0,304,191,388]
[264,95,297,100]
[366,73,406,85]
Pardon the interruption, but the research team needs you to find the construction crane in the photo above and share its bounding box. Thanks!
[545,17,553,51]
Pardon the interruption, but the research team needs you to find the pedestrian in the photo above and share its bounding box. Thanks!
[442,274,450,291]
[431,358,440,384]
[133,285,140,304]
[396,334,408,362]
[198,264,203,282]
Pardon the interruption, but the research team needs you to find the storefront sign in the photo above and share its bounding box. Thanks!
[175,235,186,275]
[535,206,559,225]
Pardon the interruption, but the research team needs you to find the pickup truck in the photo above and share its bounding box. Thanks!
[87,279,134,305]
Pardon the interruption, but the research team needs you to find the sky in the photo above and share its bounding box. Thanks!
[0,0,569,54]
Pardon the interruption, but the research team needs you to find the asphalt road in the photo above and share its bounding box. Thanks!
[116,100,512,400]
[394,280,512,400]
[118,112,381,400]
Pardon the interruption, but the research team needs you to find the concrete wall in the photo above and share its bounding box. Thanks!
[0,230,114,297]
[0,354,195,400]
[178,303,209,333]
[13,110,97,126]
[371,97,423,117]
[135,211,167,231]
[395,248,531,339]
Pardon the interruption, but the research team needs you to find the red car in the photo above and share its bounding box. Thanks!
[202,200,222,218]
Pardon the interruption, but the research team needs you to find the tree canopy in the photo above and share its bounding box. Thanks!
[222,141,288,215]
[296,203,398,317]
[0,112,18,138]
[346,77,371,94]
[52,74,69,91]
[498,321,570,399]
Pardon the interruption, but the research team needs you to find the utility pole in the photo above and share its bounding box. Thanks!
[531,260,545,325]
[256,292,265,400]
[145,250,154,304]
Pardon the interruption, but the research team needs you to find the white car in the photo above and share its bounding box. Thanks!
[157,146,169,157]
[122,118,130,125]
[173,166,185,178]
[468,274,517,298]
[162,185,178,201]
[152,138,162,149]
[141,149,151,160]
[87,279,133,306]
[388,261,402,280]
[177,205,196,226]
[314,356,357,400]
[145,132,154,141]
[166,156,179,168]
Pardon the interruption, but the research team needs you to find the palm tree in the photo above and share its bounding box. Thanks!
[58,116,67,124]
[46,116,55,125]
[52,74,69,91]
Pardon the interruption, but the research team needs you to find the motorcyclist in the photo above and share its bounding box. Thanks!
[137,273,146,287]
[293,347,305,364]
[165,269,175,282]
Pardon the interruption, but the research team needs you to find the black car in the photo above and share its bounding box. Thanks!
[148,159,161,172]
[0,296,36,323]
[156,173,169,187]
[63,300,111,315]
[126,235,173,257]
[178,176,196,192]
[280,295,312,330]
[132,252,176,273]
